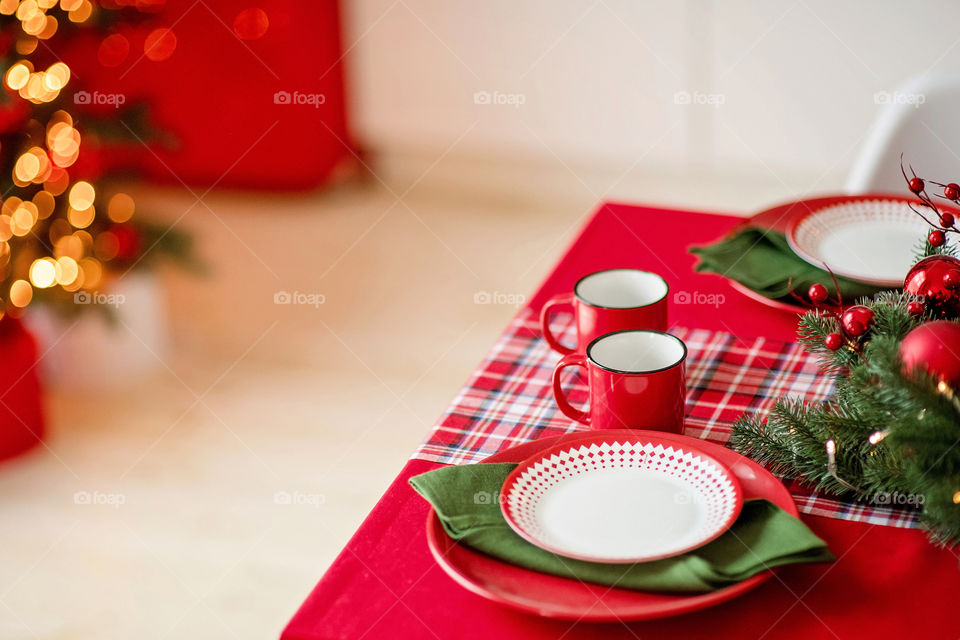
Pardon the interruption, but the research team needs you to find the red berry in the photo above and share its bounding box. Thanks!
[808,283,828,305]
[824,333,843,351]
[841,305,874,337]
[945,184,960,201]
[909,177,925,194]
[929,229,946,247]
[907,300,925,316]
[941,212,956,227]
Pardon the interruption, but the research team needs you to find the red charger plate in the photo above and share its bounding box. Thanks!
[425,429,797,621]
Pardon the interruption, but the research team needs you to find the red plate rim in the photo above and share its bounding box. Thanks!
[499,434,744,563]
[782,194,950,287]
[424,429,798,621]
[723,192,950,313]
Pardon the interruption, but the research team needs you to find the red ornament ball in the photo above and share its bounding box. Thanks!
[824,332,843,351]
[941,212,956,227]
[929,229,946,247]
[909,177,925,194]
[808,283,828,305]
[841,305,874,337]
[907,300,925,316]
[904,255,960,318]
[899,320,960,387]
[945,184,960,201]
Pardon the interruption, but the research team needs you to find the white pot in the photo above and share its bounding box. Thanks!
[23,272,168,389]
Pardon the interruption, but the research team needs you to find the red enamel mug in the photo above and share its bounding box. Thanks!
[552,329,687,432]
[539,269,669,355]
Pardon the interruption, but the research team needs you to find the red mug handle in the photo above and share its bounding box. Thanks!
[539,294,575,355]
[552,353,590,426]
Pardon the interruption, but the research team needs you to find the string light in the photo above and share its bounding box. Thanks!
[0,0,172,316]
[825,439,858,491]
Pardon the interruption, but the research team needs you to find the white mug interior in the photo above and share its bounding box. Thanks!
[588,330,685,374]
[575,269,668,309]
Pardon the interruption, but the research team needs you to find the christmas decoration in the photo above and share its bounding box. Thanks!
[808,283,828,305]
[904,255,960,318]
[824,332,842,351]
[899,320,960,388]
[732,291,960,547]
[840,305,874,337]
[0,1,193,319]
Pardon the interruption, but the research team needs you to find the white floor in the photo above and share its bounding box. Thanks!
[0,157,833,639]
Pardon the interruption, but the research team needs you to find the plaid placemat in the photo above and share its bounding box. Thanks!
[413,308,920,530]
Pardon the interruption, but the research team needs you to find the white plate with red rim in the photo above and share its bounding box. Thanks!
[500,435,743,564]
[785,196,958,287]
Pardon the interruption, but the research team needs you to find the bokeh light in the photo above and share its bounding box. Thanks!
[29,257,58,288]
[98,33,130,67]
[9,280,33,307]
[107,193,135,222]
[234,8,269,40]
[144,27,176,61]
[68,181,96,210]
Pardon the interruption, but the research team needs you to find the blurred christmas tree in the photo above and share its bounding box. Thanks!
[0,0,193,319]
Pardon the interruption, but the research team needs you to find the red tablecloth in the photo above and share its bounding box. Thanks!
[282,203,960,640]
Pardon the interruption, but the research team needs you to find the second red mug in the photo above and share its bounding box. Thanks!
[539,268,669,355]
[552,329,687,432]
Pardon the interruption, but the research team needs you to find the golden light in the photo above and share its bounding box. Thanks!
[68,205,95,229]
[49,110,73,126]
[11,202,39,236]
[0,242,10,267]
[23,12,47,36]
[54,233,83,259]
[79,257,102,288]
[954,491,960,505]
[38,0,58,8]
[14,152,41,183]
[108,193,135,223]
[60,0,82,10]
[33,191,55,219]
[938,380,949,394]
[44,62,70,90]
[68,181,95,210]
[68,0,92,22]
[5,63,31,90]
[37,14,58,39]
[16,0,39,20]
[15,38,38,55]
[0,0,18,15]
[29,258,58,288]
[0,215,12,242]
[9,280,33,308]
[2,197,22,217]
[56,256,79,285]
[23,73,45,102]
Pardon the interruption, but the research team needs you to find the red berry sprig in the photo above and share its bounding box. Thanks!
[901,156,960,245]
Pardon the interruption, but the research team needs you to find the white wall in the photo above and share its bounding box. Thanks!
[342,0,960,204]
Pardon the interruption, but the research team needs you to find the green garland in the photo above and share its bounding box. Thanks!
[731,291,960,546]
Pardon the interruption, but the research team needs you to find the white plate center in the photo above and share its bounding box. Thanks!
[536,468,706,560]
[817,219,922,282]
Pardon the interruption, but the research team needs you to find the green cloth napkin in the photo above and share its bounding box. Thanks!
[690,227,888,301]
[410,462,833,593]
